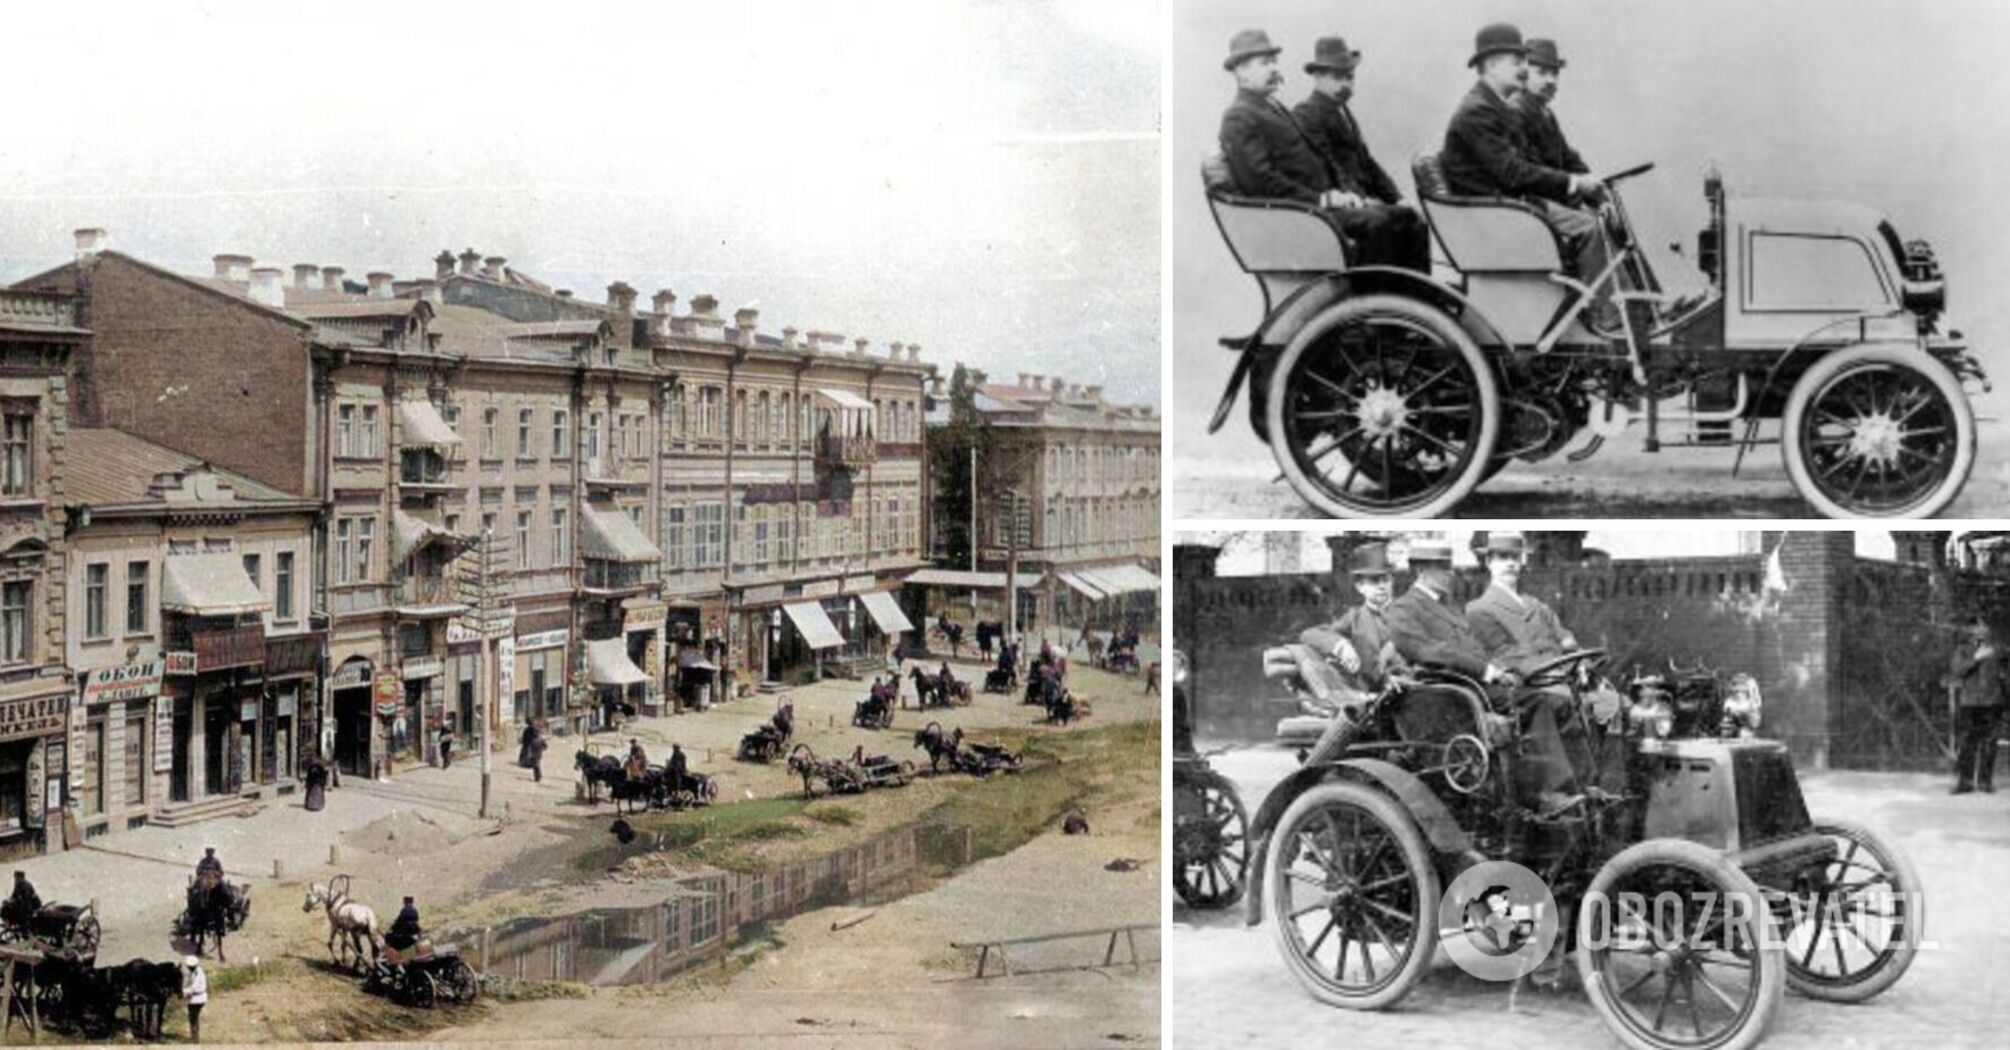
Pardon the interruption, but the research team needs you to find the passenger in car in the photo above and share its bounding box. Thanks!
[1290,36,1430,272]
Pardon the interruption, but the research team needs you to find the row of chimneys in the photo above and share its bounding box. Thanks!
[1016,372,1104,400]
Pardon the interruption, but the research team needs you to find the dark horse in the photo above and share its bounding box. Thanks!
[174,877,249,962]
[575,751,659,814]
[908,667,937,708]
[911,721,965,774]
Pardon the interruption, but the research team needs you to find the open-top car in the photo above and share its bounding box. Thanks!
[1201,156,1983,518]
[1242,648,1922,1050]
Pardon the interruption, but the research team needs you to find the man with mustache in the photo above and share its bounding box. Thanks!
[1215,29,1425,271]
[1513,39,1588,176]
[1290,36,1430,272]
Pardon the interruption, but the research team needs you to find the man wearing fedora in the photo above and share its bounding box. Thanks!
[1514,39,1589,176]
[1300,541,1407,688]
[1291,36,1430,272]
[1442,23,1617,328]
[1215,30,1425,271]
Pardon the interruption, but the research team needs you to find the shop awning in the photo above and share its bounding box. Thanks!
[677,650,719,673]
[1056,572,1109,601]
[903,569,1035,590]
[394,510,467,562]
[162,554,270,615]
[1099,564,1161,594]
[587,638,649,686]
[783,601,846,650]
[398,398,461,448]
[581,501,658,562]
[857,591,915,634]
[815,388,873,411]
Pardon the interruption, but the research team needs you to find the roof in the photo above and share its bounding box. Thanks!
[162,553,269,615]
[287,298,422,321]
[65,428,304,508]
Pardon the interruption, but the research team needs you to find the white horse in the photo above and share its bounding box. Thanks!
[302,874,381,970]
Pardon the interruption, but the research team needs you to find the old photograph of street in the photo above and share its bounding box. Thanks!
[0,0,1162,1044]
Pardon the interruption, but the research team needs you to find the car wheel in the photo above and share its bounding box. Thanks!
[1265,293,1500,518]
[1781,343,1974,518]
[1172,769,1249,909]
[1266,780,1438,1010]
[1777,817,1922,1002]
[1577,838,1784,1050]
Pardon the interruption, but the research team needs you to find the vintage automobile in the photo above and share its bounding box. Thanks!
[1201,156,1981,518]
[1171,649,1250,909]
[1243,649,1921,1050]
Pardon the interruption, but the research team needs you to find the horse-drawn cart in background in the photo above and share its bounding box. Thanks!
[0,900,102,964]
[1202,152,1982,518]
[363,942,480,1009]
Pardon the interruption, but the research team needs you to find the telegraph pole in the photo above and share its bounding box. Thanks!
[456,529,511,820]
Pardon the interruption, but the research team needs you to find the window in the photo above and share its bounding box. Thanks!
[698,388,724,440]
[517,511,532,569]
[242,554,261,608]
[733,391,747,443]
[482,406,499,458]
[1,580,28,663]
[518,408,534,457]
[336,404,355,457]
[667,387,687,444]
[775,394,790,444]
[336,519,353,583]
[359,405,379,456]
[275,552,294,621]
[357,519,375,579]
[777,512,793,564]
[2,409,32,496]
[85,563,108,638]
[552,409,570,458]
[480,511,497,541]
[82,720,105,816]
[662,506,685,571]
[552,508,570,564]
[442,405,460,436]
[694,502,725,568]
[753,506,769,565]
[125,561,148,634]
[586,413,602,463]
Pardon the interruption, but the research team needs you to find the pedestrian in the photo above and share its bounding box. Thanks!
[530,720,548,783]
[181,955,207,1042]
[439,723,455,769]
[1948,617,2005,794]
[303,752,328,812]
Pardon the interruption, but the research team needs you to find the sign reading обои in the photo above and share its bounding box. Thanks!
[82,659,165,704]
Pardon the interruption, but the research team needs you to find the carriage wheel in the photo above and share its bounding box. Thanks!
[1781,344,1974,518]
[1172,770,1248,909]
[409,972,436,1009]
[1266,781,1438,1009]
[446,960,481,1003]
[1777,817,1921,1002]
[1265,293,1500,519]
[1577,838,1784,1050]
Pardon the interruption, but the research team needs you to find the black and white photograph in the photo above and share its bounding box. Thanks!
[1172,529,2010,1049]
[1170,0,2010,519]
[0,1,1162,1044]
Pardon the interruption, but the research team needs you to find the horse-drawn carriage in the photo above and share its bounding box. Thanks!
[911,668,972,709]
[1171,648,1249,910]
[1244,644,1921,1050]
[737,702,795,762]
[982,664,1018,694]
[853,688,897,729]
[911,722,1023,778]
[172,874,249,962]
[363,942,480,1009]
[0,899,102,963]
[575,750,719,814]
[1202,150,1982,518]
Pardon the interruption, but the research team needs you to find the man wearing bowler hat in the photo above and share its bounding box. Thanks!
[1442,23,1617,330]
[1514,39,1589,175]
[1300,541,1407,688]
[1291,36,1431,272]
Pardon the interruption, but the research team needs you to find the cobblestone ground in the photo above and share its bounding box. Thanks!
[1172,746,2010,1050]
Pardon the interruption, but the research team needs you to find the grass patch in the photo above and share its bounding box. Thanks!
[576,796,813,874]
[807,805,860,826]
[208,958,286,993]
[485,978,593,1002]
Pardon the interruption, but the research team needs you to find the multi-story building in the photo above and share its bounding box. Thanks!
[62,428,319,831]
[930,371,1160,634]
[0,287,84,857]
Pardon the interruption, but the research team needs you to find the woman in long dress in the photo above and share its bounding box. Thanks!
[303,754,328,812]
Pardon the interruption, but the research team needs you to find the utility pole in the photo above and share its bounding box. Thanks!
[1004,489,1022,646]
[455,529,511,820]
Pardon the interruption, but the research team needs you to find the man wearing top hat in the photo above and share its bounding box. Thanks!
[1299,541,1407,689]
[1215,30,1426,272]
[1441,23,1617,328]
[1514,39,1589,176]
[1290,36,1431,272]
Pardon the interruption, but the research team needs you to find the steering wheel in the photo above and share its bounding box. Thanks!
[1519,648,1609,690]
[1602,162,1655,186]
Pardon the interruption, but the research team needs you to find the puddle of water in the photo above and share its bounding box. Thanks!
[462,821,969,987]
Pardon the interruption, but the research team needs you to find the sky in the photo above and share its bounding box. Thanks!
[1172,0,2010,463]
[0,0,1161,407]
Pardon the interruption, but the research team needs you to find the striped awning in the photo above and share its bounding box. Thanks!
[857,591,915,635]
[783,602,845,650]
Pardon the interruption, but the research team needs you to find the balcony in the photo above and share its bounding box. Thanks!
[395,575,468,618]
[815,434,878,470]
[582,456,650,493]
[398,449,456,500]
[188,623,266,673]
[584,558,658,595]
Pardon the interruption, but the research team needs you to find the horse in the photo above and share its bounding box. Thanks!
[575,750,657,813]
[911,721,965,774]
[175,877,249,963]
[111,958,180,1040]
[303,875,381,971]
[908,667,937,709]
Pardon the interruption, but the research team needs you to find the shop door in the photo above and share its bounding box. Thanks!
[457,678,475,742]
[203,699,229,797]
[171,702,192,803]
[334,688,371,777]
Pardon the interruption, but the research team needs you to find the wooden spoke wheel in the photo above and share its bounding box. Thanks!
[1782,344,1974,518]
[1265,781,1438,1009]
[1577,839,1784,1050]
[1266,294,1500,519]
[1173,770,1249,909]
[1776,817,1921,1002]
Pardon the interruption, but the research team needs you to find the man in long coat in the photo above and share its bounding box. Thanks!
[1949,618,2005,794]
[1290,36,1429,271]
[1513,39,1588,175]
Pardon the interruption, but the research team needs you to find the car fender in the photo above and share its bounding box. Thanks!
[1242,756,1480,927]
[1254,267,1513,354]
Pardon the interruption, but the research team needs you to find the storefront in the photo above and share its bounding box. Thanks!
[160,553,273,803]
[402,653,445,764]
[262,631,322,786]
[0,690,69,857]
[512,618,571,733]
[665,601,726,711]
[328,656,377,778]
[856,590,916,656]
[622,599,667,715]
[73,658,166,835]
[585,637,649,728]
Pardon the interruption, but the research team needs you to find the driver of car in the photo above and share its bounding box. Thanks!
[1440,23,1618,330]
[1467,532,1623,723]
[1512,40,1588,177]
[385,896,422,958]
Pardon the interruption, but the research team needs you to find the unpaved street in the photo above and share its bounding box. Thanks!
[1172,747,2010,1050]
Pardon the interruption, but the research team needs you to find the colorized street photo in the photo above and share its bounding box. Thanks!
[0,0,1161,1044]
[1173,530,2010,1050]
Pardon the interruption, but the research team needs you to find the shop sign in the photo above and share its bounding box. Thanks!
[497,638,516,704]
[164,652,198,677]
[193,624,265,672]
[154,695,174,772]
[239,698,259,722]
[330,659,375,689]
[82,659,165,705]
[801,579,839,599]
[451,607,516,643]
[0,696,67,742]
[402,655,445,680]
[278,691,298,718]
[842,574,876,593]
[516,629,568,652]
[373,672,403,717]
[622,600,668,627]
[744,584,785,605]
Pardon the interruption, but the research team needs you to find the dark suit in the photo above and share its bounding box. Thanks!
[1386,584,1493,678]
[1292,91,1431,272]
[1300,603,1405,686]
[1442,82,1574,202]
[1467,585,1578,676]
[1950,640,2005,790]
[1514,96,1588,175]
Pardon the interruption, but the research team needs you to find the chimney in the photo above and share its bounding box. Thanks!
[690,294,719,318]
[650,289,677,315]
[1085,385,1104,400]
[733,305,759,337]
[434,251,456,280]
[457,248,481,276]
[321,266,346,293]
[906,343,921,362]
[1017,372,1031,387]
[805,329,843,353]
[367,272,394,299]
[248,267,286,307]
[483,256,507,281]
[292,264,318,289]
[782,326,800,350]
[213,254,254,281]
[928,376,945,397]
[1049,376,1064,393]
[853,338,869,357]
[73,227,109,258]
[416,279,442,306]
[888,341,904,360]
[606,281,637,313]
